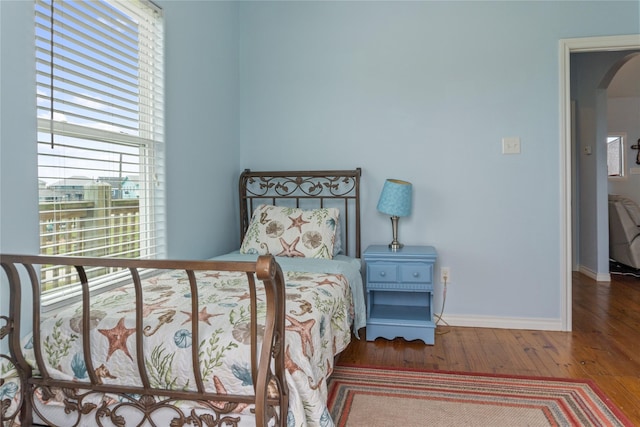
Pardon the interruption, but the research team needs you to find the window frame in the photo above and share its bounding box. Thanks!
[606,132,627,180]
[35,0,165,300]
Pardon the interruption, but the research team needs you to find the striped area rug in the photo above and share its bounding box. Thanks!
[327,365,632,427]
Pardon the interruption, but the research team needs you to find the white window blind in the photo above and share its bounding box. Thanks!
[35,0,165,293]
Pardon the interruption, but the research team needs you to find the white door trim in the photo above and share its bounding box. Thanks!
[559,34,640,331]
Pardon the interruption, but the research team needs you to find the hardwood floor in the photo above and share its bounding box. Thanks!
[338,272,640,424]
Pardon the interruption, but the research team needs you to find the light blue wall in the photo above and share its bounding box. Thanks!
[0,1,39,254]
[1,0,40,349]
[237,1,639,324]
[159,0,241,259]
[1,1,639,334]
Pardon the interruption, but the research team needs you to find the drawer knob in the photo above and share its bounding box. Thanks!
[413,272,419,277]
[379,271,386,277]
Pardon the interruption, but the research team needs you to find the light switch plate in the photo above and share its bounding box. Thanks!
[502,137,521,154]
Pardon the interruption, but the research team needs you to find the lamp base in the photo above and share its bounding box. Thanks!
[389,241,404,251]
[388,216,403,251]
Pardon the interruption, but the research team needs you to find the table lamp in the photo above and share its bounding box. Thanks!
[376,179,412,250]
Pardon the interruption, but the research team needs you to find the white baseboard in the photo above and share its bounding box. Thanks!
[439,314,564,331]
[577,264,611,282]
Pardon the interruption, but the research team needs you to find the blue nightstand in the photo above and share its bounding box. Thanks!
[364,245,437,344]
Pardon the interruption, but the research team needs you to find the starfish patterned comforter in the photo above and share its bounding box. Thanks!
[18,254,363,427]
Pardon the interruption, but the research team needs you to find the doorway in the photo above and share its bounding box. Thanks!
[560,35,640,331]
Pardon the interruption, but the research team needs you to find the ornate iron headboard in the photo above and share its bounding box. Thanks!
[239,169,362,258]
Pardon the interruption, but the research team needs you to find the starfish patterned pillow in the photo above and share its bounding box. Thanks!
[240,205,339,259]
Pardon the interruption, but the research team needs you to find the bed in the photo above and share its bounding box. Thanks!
[0,168,363,427]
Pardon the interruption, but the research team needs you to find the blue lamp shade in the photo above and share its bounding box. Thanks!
[377,179,412,217]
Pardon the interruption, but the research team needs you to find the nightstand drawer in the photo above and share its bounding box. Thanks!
[400,264,432,283]
[367,264,398,283]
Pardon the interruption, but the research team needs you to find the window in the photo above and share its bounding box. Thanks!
[607,133,626,179]
[35,0,165,294]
